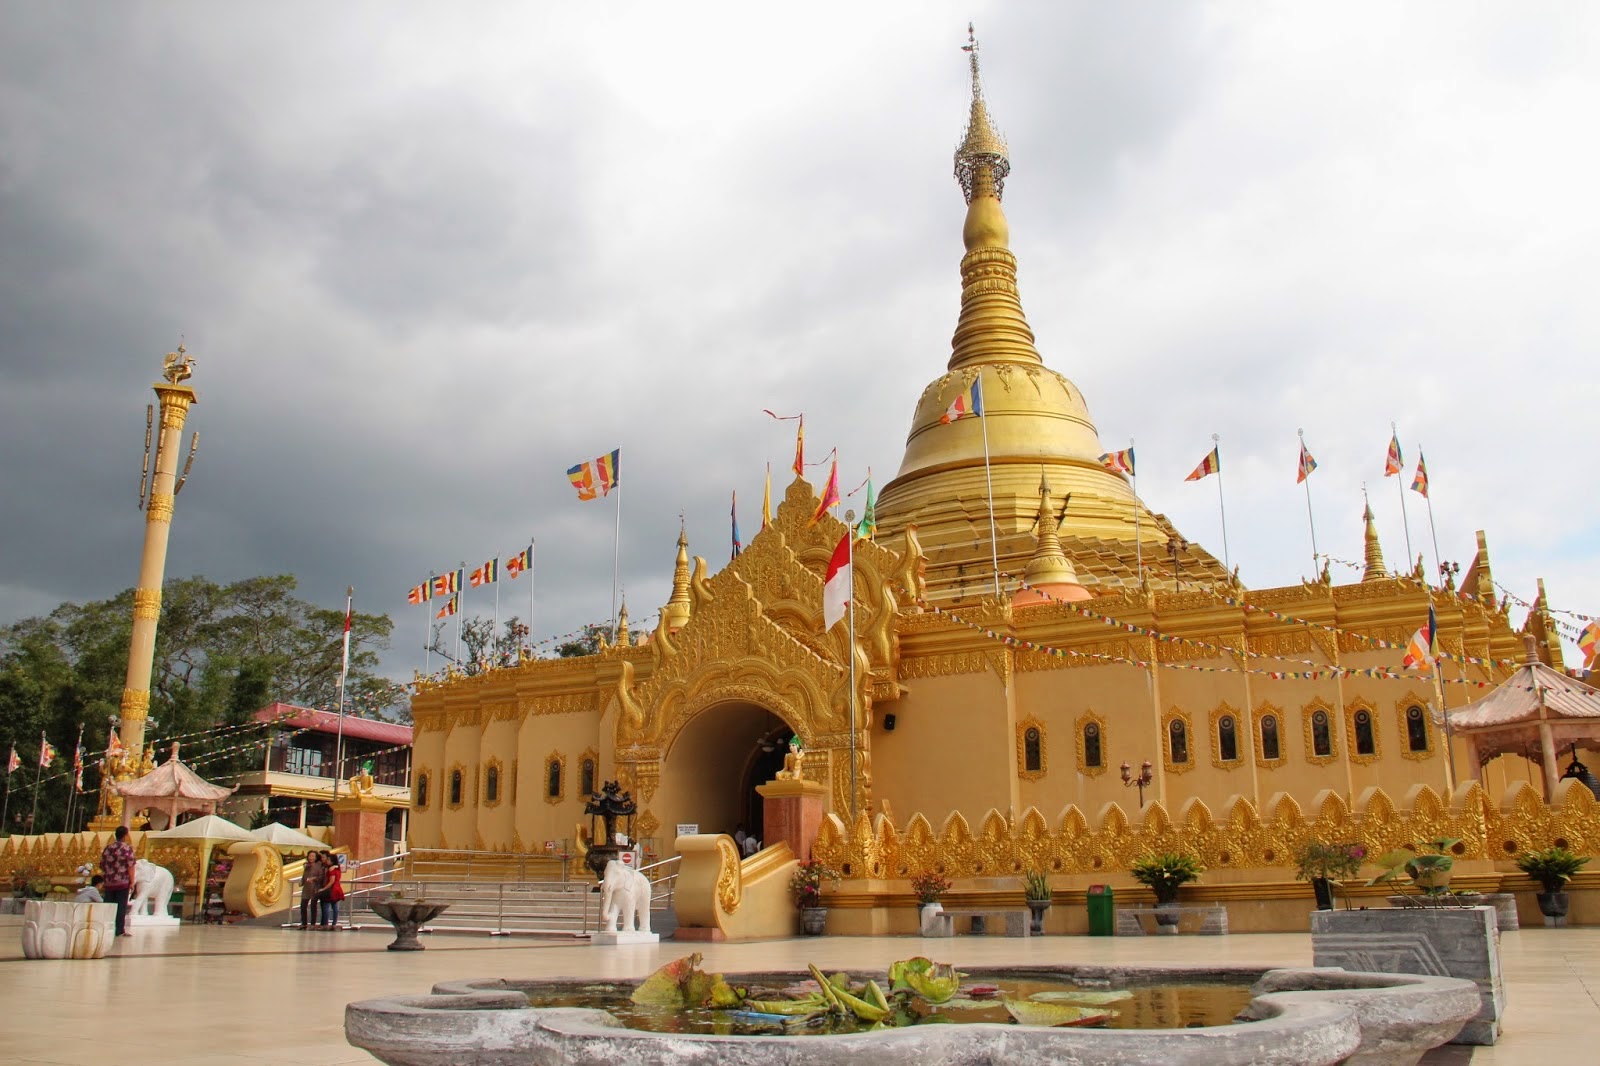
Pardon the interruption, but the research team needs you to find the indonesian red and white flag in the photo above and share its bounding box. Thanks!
[822,533,852,631]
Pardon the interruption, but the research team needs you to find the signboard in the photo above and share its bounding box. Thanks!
[620,851,636,867]
[676,823,699,838]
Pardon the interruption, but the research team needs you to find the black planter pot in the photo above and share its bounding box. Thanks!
[1536,890,1569,927]
[800,906,828,935]
[1312,877,1336,911]
[1154,901,1181,931]
[1026,900,1050,935]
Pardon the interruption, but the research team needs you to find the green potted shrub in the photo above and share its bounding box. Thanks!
[790,859,840,936]
[1022,869,1052,934]
[1366,837,1461,903]
[1516,846,1589,926]
[1130,851,1203,928]
[1293,841,1367,910]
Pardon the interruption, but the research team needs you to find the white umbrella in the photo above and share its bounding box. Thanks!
[248,822,330,849]
[146,814,255,842]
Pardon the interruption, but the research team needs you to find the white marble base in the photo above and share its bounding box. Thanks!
[128,913,182,929]
[589,930,659,946]
[21,900,116,959]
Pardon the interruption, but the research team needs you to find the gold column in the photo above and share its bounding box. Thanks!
[119,350,198,760]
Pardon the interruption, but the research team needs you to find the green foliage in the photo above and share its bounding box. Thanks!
[1365,837,1461,896]
[790,859,841,908]
[1129,851,1203,904]
[1516,846,1589,891]
[1293,841,1368,882]
[556,623,613,659]
[1022,868,1052,902]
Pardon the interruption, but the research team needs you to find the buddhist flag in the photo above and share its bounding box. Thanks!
[1403,605,1438,670]
[1579,621,1600,667]
[506,545,533,578]
[1099,448,1135,476]
[567,461,598,501]
[822,532,852,631]
[1185,446,1221,482]
[595,449,620,495]
[1296,441,1318,484]
[809,455,840,525]
[761,463,773,531]
[6,745,17,775]
[1411,452,1430,498]
[406,582,431,605]
[939,375,984,423]
[731,490,742,559]
[568,449,620,501]
[435,595,459,620]
[764,411,805,476]
[470,559,498,587]
[39,737,56,769]
[106,731,125,760]
[432,571,459,597]
[73,742,84,792]
[855,475,877,541]
[1384,433,1404,477]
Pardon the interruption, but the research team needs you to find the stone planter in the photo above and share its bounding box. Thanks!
[1536,890,1569,927]
[21,900,117,960]
[1153,901,1181,933]
[369,899,450,951]
[799,906,828,936]
[1025,900,1050,935]
[1311,905,1502,1045]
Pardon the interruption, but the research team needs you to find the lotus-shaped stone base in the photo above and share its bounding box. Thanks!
[21,900,117,960]
[369,899,450,951]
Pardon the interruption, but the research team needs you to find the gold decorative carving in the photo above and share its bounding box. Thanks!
[1301,699,1338,764]
[119,688,150,721]
[1074,710,1108,777]
[715,835,742,914]
[1394,692,1435,762]
[898,651,990,680]
[543,751,567,805]
[482,756,505,808]
[132,588,162,621]
[1016,716,1046,781]
[254,847,283,905]
[635,810,660,843]
[1208,702,1246,769]
[156,391,193,425]
[145,493,174,524]
[1344,698,1381,766]
[1161,707,1194,774]
[1252,703,1287,770]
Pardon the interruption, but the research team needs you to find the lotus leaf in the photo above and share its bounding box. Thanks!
[887,956,962,1004]
[629,952,745,1010]
[1002,998,1115,1027]
[1029,989,1134,1006]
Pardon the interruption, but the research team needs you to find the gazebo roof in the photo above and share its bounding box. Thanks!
[1450,661,1600,730]
[117,753,236,801]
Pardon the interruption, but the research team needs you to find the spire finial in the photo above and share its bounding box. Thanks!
[664,525,693,631]
[1362,488,1386,582]
[954,22,1009,204]
[1023,470,1078,588]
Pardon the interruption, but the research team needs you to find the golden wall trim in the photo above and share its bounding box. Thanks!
[1301,698,1338,765]
[1074,710,1108,777]
[1394,691,1435,762]
[1161,707,1195,774]
[1251,703,1288,770]
[543,751,567,805]
[132,588,162,621]
[1344,698,1381,766]
[1016,716,1046,781]
[1208,702,1246,770]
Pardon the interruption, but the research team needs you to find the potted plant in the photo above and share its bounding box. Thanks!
[1293,841,1367,910]
[910,869,952,927]
[1130,851,1203,929]
[1516,846,1589,926]
[1021,869,1052,935]
[790,859,840,936]
[1367,837,1461,904]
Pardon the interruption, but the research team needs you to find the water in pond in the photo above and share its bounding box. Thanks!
[523,974,1253,1036]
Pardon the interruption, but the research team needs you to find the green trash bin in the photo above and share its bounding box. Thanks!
[1086,884,1114,936]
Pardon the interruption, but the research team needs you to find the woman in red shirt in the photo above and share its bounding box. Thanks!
[320,852,345,929]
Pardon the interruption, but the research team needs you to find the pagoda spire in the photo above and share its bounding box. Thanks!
[949,24,1041,372]
[1362,491,1386,583]
[661,522,693,632]
[616,596,631,646]
[1023,471,1079,588]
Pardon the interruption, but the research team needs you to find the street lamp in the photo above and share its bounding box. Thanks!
[1120,759,1154,808]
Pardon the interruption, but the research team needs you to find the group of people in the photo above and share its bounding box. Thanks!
[297,850,346,930]
[732,824,762,858]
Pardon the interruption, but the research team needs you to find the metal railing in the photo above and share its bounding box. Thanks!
[404,847,578,883]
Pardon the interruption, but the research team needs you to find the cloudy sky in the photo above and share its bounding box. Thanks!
[3,2,1597,675]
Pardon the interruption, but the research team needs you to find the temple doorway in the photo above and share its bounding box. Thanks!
[661,700,795,848]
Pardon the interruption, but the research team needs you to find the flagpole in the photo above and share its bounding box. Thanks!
[1,755,11,833]
[493,561,501,665]
[1131,438,1142,588]
[456,563,465,664]
[611,477,622,643]
[334,585,353,800]
[29,731,45,832]
[845,511,858,823]
[1433,640,1457,792]
[423,574,433,675]
[1393,422,1414,567]
[1423,483,1442,587]
[980,402,1001,598]
[1213,434,1232,573]
[529,538,537,658]
[1299,429,1319,576]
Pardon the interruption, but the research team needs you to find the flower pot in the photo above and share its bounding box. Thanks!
[1154,901,1181,933]
[1312,877,1335,911]
[1536,891,1569,927]
[799,906,828,936]
[1026,900,1050,936]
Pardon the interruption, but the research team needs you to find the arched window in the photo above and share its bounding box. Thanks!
[1311,710,1332,757]
[1217,715,1238,762]
[546,760,563,799]
[1169,718,1189,764]
[449,769,463,806]
[415,773,429,809]
[580,758,597,797]
[1260,715,1281,761]
[1082,722,1102,769]
[485,765,499,804]
[1406,706,1429,752]
[1354,709,1376,755]
[1024,727,1043,773]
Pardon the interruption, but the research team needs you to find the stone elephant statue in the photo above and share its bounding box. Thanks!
[598,860,652,934]
[130,859,176,919]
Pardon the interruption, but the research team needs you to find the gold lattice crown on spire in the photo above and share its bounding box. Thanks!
[955,23,1010,203]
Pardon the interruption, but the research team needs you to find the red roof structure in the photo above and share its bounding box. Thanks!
[254,702,413,747]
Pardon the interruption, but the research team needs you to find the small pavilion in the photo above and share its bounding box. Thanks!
[118,743,237,829]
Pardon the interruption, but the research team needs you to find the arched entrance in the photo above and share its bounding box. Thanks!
[661,700,796,847]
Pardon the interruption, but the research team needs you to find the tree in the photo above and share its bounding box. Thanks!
[428,615,529,676]
[556,623,612,658]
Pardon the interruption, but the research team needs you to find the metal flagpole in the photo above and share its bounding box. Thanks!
[845,511,858,822]
[334,585,353,800]
[1213,434,1231,573]
[29,731,45,832]
[1393,422,1414,567]
[980,401,1001,598]
[1,757,11,833]
[529,538,537,657]
[1422,483,1442,586]
[612,477,622,643]
[423,574,433,674]
[493,560,500,664]
[1432,638,1457,792]
[455,563,464,664]
[1131,438,1142,587]
[1299,429,1319,576]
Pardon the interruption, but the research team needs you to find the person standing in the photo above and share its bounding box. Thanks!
[100,826,136,937]
[299,852,325,930]
[321,852,345,930]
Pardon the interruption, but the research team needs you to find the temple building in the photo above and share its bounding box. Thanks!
[406,41,1583,874]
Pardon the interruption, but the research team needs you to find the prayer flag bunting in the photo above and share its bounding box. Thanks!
[939,375,984,423]
[1185,446,1220,482]
[1099,448,1135,476]
[1384,433,1404,477]
[1411,452,1430,497]
[1297,441,1318,484]
[470,559,498,587]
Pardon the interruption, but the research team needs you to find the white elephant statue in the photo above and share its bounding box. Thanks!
[598,859,652,934]
[129,859,177,921]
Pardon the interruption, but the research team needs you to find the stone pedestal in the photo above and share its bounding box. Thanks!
[590,930,660,946]
[1311,905,1502,1045]
[755,778,827,861]
[331,793,397,865]
[21,901,117,959]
